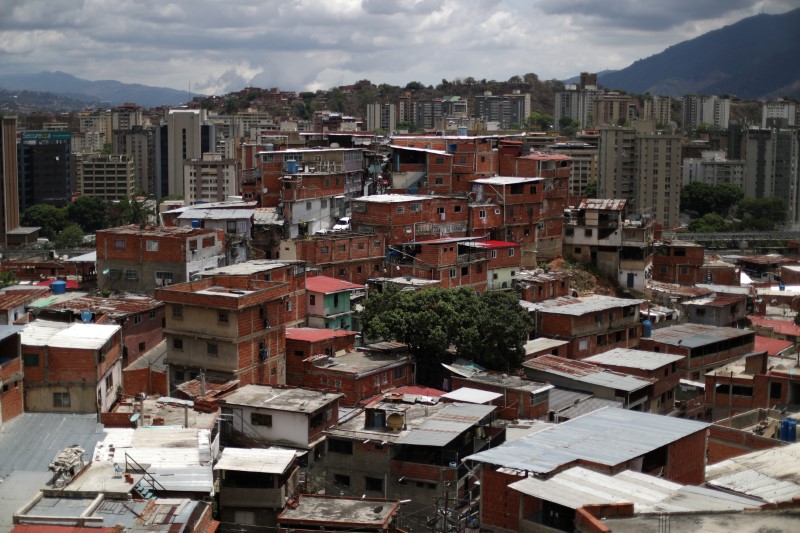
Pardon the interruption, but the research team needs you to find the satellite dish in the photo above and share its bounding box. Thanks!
[102,268,110,275]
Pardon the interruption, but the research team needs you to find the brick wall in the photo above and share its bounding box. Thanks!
[481,467,526,531]
[707,424,785,464]
[0,358,23,424]
[665,430,707,485]
[123,366,167,397]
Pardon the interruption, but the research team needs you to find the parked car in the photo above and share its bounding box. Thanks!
[332,216,351,231]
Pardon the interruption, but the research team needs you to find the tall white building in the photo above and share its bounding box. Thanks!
[682,96,730,130]
[167,109,203,196]
[762,99,797,128]
[682,151,745,190]
[184,152,240,204]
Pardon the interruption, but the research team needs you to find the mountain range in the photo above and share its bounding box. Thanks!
[1,8,799,109]
[0,71,194,108]
[597,8,800,99]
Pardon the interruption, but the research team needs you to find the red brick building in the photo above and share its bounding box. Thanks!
[652,240,706,285]
[38,294,164,366]
[122,339,168,397]
[583,348,684,413]
[705,351,800,421]
[389,236,489,291]
[0,326,24,425]
[639,323,756,381]
[301,350,415,407]
[466,407,709,532]
[285,327,358,386]
[387,144,454,194]
[351,194,468,245]
[390,135,499,194]
[450,372,552,420]
[293,232,387,284]
[20,320,122,413]
[515,269,571,303]
[155,274,295,387]
[96,225,225,293]
[521,295,644,359]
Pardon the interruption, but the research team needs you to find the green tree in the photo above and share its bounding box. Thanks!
[558,116,580,137]
[688,213,729,233]
[54,224,85,249]
[736,197,786,231]
[526,112,553,131]
[681,182,743,217]
[20,204,68,239]
[584,180,598,198]
[361,286,533,387]
[0,271,17,288]
[67,195,109,233]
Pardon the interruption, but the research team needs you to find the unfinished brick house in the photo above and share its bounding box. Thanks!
[155,274,294,387]
[96,225,225,293]
[285,327,358,387]
[521,295,644,359]
[350,194,468,245]
[515,268,571,303]
[21,320,122,414]
[291,232,387,285]
[389,236,489,291]
[0,326,24,426]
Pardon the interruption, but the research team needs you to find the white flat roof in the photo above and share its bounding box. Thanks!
[583,348,684,370]
[442,387,502,404]
[21,320,119,350]
[214,447,296,474]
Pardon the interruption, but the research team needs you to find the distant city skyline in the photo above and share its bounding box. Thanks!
[0,0,797,95]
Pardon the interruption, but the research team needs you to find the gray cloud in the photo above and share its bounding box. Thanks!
[0,0,796,94]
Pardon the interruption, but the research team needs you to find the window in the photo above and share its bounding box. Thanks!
[365,477,383,492]
[334,474,351,487]
[125,269,138,280]
[320,246,329,254]
[585,229,593,237]
[508,248,515,257]
[328,438,353,454]
[189,240,198,252]
[579,339,588,351]
[394,366,406,380]
[251,413,273,426]
[146,240,159,252]
[23,353,39,367]
[449,268,457,278]
[479,209,486,219]
[680,266,689,275]
[149,310,157,320]
[461,266,468,276]
[411,203,422,212]
[172,304,183,319]
[770,382,782,399]
[156,271,174,285]
[574,247,582,254]
[338,244,346,252]
[374,240,381,248]
[134,315,142,325]
[173,338,183,350]
[310,294,316,305]
[454,205,462,213]
[207,343,218,357]
[138,342,146,351]
[53,392,70,408]
[218,311,229,323]
[396,206,404,214]
[114,239,126,250]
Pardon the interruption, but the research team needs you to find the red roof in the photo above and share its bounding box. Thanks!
[305,276,364,294]
[286,327,359,342]
[475,240,519,249]
[35,279,80,289]
[0,288,49,310]
[754,335,794,356]
[749,316,800,337]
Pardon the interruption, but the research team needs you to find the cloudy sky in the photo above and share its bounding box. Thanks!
[0,0,797,95]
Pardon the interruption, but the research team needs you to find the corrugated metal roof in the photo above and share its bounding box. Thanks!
[548,388,593,412]
[177,209,253,220]
[523,295,644,316]
[524,337,569,355]
[466,407,708,474]
[705,442,800,503]
[20,320,120,350]
[578,198,627,211]
[65,251,97,262]
[214,447,295,474]
[45,294,163,318]
[394,403,495,447]
[472,176,543,185]
[286,327,358,342]
[509,466,762,512]
[557,397,623,420]
[646,323,753,348]
[583,348,684,370]
[523,355,653,393]
[305,275,364,294]
[442,387,502,404]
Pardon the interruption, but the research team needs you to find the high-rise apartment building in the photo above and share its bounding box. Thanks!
[184,153,240,204]
[592,93,636,127]
[113,125,158,195]
[366,103,397,134]
[643,96,672,126]
[75,153,136,201]
[475,91,531,129]
[598,120,682,227]
[682,151,745,190]
[682,95,731,130]
[165,109,217,197]
[0,116,21,244]
[743,127,800,225]
[762,99,797,128]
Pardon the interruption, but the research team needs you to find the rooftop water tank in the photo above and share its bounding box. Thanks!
[191,220,201,228]
[51,280,67,295]
[642,319,652,338]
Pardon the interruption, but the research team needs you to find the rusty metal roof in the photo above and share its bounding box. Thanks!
[646,323,754,348]
[522,295,644,315]
[578,198,627,211]
[43,294,163,318]
[0,288,49,311]
[523,355,654,392]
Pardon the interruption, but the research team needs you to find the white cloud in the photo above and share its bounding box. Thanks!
[0,0,795,93]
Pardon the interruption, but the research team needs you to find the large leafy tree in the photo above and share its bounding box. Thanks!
[20,204,68,239]
[66,195,109,234]
[735,197,786,231]
[361,286,533,387]
[54,224,85,249]
[681,182,743,217]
